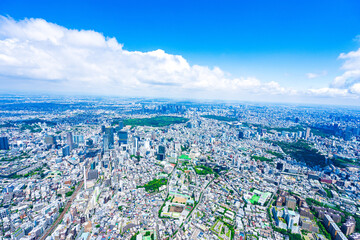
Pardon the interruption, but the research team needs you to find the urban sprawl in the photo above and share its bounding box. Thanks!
[0,95,360,240]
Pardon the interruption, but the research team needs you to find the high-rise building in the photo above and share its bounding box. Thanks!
[341,217,356,235]
[238,131,244,139]
[45,135,56,145]
[73,134,84,145]
[67,132,73,150]
[62,145,70,156]
[157,145,165,160]
[118,131,128,145]
[104,127,114,149]
[0,137,9,150]
[276,162,284,171]
[103,134,110,151]
[286,196,297,209]
[87,169,98,181]
[305,127,311,140]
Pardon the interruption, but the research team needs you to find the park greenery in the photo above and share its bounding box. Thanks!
[122,116,189,127]
[137,178,168,193]
[273,140,326,167]
[194,165,214,175]
[242,122,304,133]
[1,151,30,162]
[201,115,238,122]
[331,156,360,168]
[65,190,74,197]
[266,150,284,159]
[251,155,273,163]
[306,197,360,233]
[21,124,42,133]
[8,165,46,179]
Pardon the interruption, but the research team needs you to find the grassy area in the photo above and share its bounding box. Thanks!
[194,165,213,175]
[331,156,360,168]
[178,154,191,160]
[201,115,238,122]
[1,152,29,162]
[250,194,260,204]
[123,116,189,127]
[266,150,284,159]
[20,124,42,133]
[243,122,304,133]
[137,178,168,193]
[273,140,327,167]
[8,166,46,179]
[251,155,273,162]
[310,127,335,138]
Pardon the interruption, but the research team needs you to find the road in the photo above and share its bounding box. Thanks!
[39,161,93,240]
[39,180,84,240]
[170,177,214,239]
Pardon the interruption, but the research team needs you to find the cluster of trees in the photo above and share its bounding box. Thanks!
[271,227,302,240]
[266,150,284,159]
[251,155,273,163]
[65,191,74,197]
[274,140,326,167]
[124,116,189,127]
[194,165,213,175]
[137,178,167,193]
[200,115,238,122]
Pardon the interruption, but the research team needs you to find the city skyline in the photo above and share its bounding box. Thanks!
[0,0,360,105]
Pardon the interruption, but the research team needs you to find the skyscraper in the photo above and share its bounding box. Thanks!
[67,132,73,150]
[305,127,311,140]
[118,131,128,145]
[45,135,56,145]
[0,137,9,150]
[62,145,70,156]
[157,145,165,160]
[104,127,114,149]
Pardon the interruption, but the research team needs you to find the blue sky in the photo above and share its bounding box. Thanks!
[1,0,360,104]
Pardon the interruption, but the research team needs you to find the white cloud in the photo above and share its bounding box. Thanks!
[331,48,360,90]
[307,87,349,97]
[0,16,296,99]
[0,16,359,104]
[306,70,327,79]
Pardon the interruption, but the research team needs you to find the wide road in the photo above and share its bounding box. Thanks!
[39,180,84,240]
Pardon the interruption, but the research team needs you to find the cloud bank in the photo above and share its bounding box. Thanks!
[0,16,359,103]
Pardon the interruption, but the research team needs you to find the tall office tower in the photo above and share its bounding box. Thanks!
[238,131,244,139]
[133,136,139,155]
[118,131,128,145]
[73,135,84,145]
[62,145,70,156]
[0,137,9,150]
[104,127,114,149]
[276,162,284,171]
[45,135,56,145]
[305,127,311,140]
[84,166,87,190]
[157,145,165,160]
[67,132,73,150]
[103,134,110,151]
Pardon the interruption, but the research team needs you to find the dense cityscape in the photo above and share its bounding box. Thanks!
[0,95,359,240]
